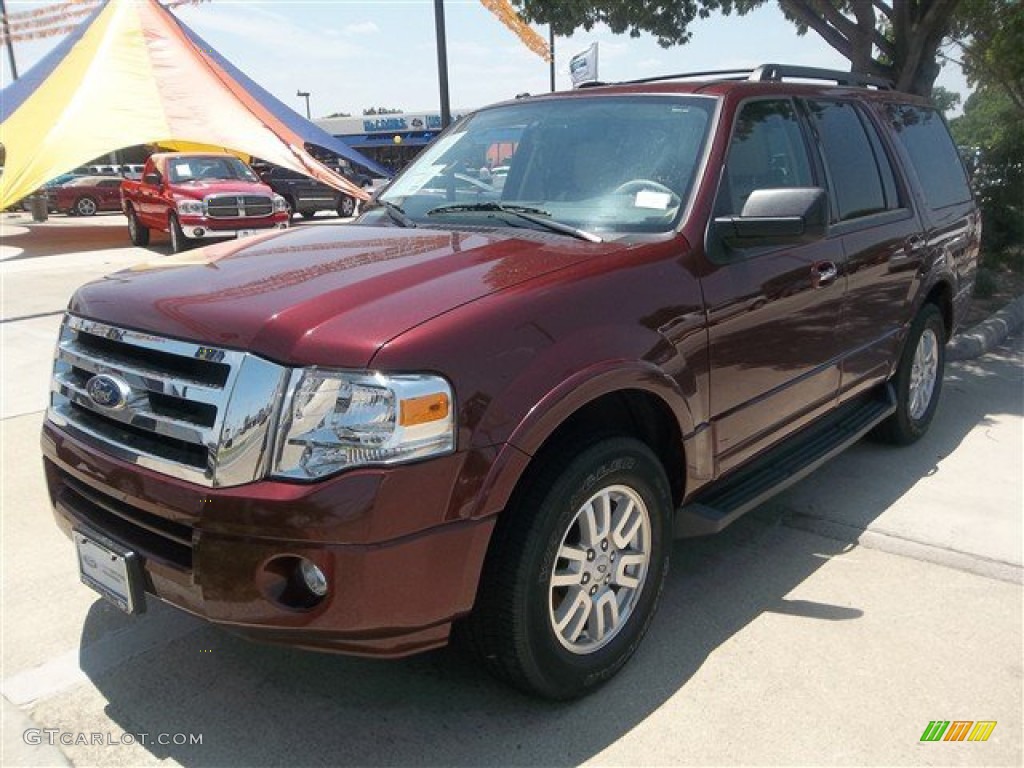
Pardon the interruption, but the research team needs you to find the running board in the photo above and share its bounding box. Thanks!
[674,386,896,538]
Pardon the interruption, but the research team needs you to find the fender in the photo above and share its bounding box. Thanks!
[466,359,703,521]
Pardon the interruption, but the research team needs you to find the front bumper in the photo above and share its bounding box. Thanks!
[178,215,290,240]
[42,420,496,657]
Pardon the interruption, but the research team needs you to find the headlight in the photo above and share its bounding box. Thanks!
[273,194,288,213]
[176,199,204,216]
[272,369,455,479]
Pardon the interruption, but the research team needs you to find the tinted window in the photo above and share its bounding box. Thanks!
[885,104,971,209]
[807,100,886,221]
[718,99,812,216]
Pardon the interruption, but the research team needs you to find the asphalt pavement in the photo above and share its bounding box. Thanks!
[1,212,1021,766]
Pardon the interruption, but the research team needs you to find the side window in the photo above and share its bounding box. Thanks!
[718,99,813,216]
[806,100,887,221]
[885,104,971,210]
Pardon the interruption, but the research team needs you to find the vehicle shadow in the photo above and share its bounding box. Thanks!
[1,216,134,260]
[72,349,1020,767]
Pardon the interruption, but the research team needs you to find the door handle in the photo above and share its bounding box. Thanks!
[811,261,838,287]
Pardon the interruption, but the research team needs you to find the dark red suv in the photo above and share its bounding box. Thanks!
[43,64,978,699]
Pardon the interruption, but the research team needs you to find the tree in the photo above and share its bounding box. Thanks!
[946,0,1023,111]
[513,0,965,95]
[950,87,1023,256]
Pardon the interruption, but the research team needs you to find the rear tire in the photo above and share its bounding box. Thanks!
[464,436,671,700]
[872,302,945,445]
[337,195,356,218]
[127,207,150,246]
[168,213,188,253]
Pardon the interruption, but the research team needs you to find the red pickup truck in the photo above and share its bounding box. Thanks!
[121,153,290,252]
[46,65,978,699]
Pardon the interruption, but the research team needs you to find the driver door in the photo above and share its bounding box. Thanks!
[703,98,846,475]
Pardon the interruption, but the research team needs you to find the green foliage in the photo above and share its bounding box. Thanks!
[930,86,961,115]
[951,87,1024,258]
[514,0,966,95]
[949,0,1024,110]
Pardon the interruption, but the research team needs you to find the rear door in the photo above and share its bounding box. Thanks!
[703,98,846,475]
[798,98,926,400]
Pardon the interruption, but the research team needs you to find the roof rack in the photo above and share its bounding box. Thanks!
[608,63,892,90]
[750,63,892,89]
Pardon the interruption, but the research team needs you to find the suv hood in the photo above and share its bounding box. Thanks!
[70,225,624,367]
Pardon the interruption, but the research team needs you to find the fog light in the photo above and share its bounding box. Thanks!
[298,559,327,597]
[193,228,204,237]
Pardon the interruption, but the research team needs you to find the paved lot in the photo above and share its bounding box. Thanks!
[1,213,1021,766]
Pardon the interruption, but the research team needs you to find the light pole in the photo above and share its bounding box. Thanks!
[0,0,19,81]
[296,90,311,119]
[433,0,451,129]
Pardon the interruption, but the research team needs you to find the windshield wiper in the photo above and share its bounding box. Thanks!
[426,202,602,243]
[379,200,417,229]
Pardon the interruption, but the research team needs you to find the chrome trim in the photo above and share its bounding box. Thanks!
[47,315,289,488]
[204,193,275,220]
[181,224,288,240]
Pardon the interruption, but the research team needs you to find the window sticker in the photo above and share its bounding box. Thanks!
[634,190,672,210]
[175,163,193,177]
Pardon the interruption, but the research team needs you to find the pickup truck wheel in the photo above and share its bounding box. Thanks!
[74,196,98,216]
[337,195,356,218]
[873,303,945,445]
[168,213,188,253]
[465,437,671,699]
[127,207,150,246]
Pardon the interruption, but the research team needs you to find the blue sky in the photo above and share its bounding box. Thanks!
[3,0,970,117]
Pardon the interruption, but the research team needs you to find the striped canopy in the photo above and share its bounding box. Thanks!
[0,0,388,208]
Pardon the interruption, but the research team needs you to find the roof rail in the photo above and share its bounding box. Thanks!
[750,63,892,89]
[594,64,892,90]
[620,68,754,86]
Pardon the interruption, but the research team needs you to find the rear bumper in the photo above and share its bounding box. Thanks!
[42,421,496,657]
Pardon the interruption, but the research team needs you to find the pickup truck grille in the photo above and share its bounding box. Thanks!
[205,194,274,219]
[48,316,288,487]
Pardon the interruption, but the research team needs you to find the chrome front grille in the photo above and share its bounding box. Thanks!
[205,194,274,219]
[48,316,289,487]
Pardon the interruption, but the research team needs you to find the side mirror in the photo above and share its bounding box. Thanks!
[714,187,828,247]
[142,171,162,187]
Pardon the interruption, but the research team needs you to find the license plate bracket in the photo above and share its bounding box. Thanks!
[237,229,256,238]
[74,529,146,614]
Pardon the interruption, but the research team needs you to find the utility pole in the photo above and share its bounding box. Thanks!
[433,0,451,129]
[296,90,311,119]
[549,25,555,92]
[0,0,19,81]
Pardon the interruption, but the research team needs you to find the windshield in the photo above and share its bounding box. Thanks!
[167,156,259,184]
[379,95,714,236]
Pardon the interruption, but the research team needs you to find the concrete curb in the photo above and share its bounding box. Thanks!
[948,294,1024,361]
[1,695,72,767]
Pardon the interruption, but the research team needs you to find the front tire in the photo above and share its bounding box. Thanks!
[873,302,946,445]
[168,213,188,254]
[465,437,671,699]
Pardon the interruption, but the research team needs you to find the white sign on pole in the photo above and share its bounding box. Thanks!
[569,42,599,88]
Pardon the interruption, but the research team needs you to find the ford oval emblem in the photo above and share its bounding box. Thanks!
[85,374,132,410]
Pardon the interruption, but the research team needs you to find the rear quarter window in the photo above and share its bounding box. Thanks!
[884,104,971,210]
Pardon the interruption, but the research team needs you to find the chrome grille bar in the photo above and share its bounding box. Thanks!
[48,315,289,487]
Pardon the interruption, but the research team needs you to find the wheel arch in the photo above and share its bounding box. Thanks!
[471,364,696,525]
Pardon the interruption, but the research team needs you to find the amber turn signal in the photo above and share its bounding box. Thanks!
[399,393,450,426]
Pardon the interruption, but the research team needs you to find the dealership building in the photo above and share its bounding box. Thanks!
[315,110,467,172]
